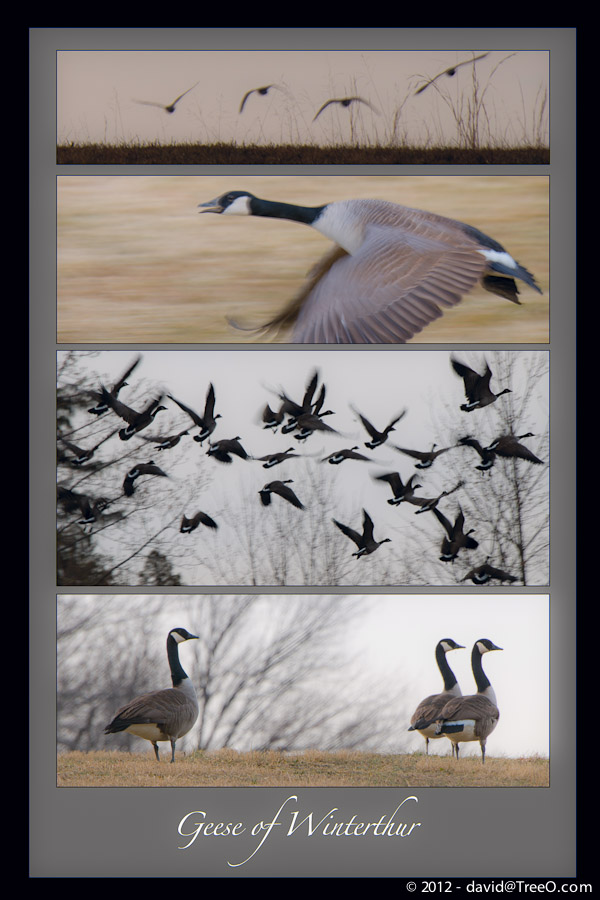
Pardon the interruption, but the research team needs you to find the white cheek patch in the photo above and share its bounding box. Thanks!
[478,248,517,270]
[223,196,252,215]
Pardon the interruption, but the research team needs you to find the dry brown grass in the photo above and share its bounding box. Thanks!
[57,748,549,788]
[56,174,549,345]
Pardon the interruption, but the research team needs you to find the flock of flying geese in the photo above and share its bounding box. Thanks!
[102,627,502,763]
[58,354,545,584]
[132,53,491,121]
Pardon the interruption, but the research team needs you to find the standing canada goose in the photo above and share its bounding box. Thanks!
[255,448,301,468]
[392,442,451,469]
[123,460,168,497]
[414,52,490,95]
[99,389,167,441]
[451,358,512,412]
[259,479,305,509]
[321,446,371,465]
[432,506,478,562]
[58,429,117,466]
[373,471,423,506]
[408,638,465,755]
[104,627,199,762]
[352,408,407,449]
[412,480,464,514]
[206,436,249,463]
[434,638,503,763]
[238,84,282,113]
[137,428,190,450]
[312,96,379,121]
[461,561,517,585]
[332,508,391,558]
[168,383,221,444]
[199,191,542,344]
[88,355,142,416]
[133,80,200,113]
[180,511,218,533]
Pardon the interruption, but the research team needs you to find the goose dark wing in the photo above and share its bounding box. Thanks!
[291,224,489,344]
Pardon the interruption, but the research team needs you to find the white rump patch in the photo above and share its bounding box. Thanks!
[477,248,517,269]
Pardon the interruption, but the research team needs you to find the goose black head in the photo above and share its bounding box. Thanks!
[199,191,256,215]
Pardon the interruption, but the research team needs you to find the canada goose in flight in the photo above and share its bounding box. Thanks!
[333,508,391,558]
[57,485,109,524]
[99,389,167,440]
[373,471,423,506]
[312,96,379,121]
[352,408,407,449]
[206,436,249,464]
[88,355,142,416]
[408,638,465,755]
[168,384,221,444]
[133,80,201,113]
[392,442,451,469]
[123,460,168,497]
[277,369,322,430]
[261,403,286,431]
[412,480,464,514]
[255,448,301,468]
[451,358,512,412]
[180,511,218,533]
[238,84,282,113]
[137,428,190,450]
[415,53,490,95]
[259,479,305,509]
[199,191,542,344]
[461,561,517,585]
[104,627,199,762]
[58,429,117,466]
[434,638,502,763]
[459,433,543,471]
[321,446,371,465]
[432,506,478,562]
[292,411,339,441]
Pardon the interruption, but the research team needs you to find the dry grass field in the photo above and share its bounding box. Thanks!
[56,174,549,345]
[57,749,549,788]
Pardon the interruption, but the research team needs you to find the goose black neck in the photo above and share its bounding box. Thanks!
[167,633,188,687]
[250,197,326,225]
[472,644,492,693]
[436,642,459,691]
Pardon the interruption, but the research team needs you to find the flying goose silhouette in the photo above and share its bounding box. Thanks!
[312,96,379,121]
[415,53,490,95]
[180,511,218,533]
[451,358,512,412]
[199,191,542,344]
[373,471,424,506]
[88,355,142,416]
[133,80,200,113]
[98,389,166,440]
[352,408,407,449]
[168,383,221,444]
[123,460,168,497]
[239,84,282,113]
[206,437,249,464]
[332,509,391,558]
[461,561,518,585]
[432,506,478,562]
[259,479,305,509]
[392,442,451,469]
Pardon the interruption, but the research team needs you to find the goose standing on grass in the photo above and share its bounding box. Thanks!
[180,511,218,533]
[88,355,142,416]
[332,508,391,558]
[168,383,221,444]
[133,80,201,114]
[104,627,199,763]
[312,96,380,121]
[433,506,478,562]
[434,638,503,763]
[199,190,543,344]
[414,52,490,95]
[451,358,512,412]
[408,638,465,755]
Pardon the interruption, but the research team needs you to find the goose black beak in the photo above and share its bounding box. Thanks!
[198,198,225,214]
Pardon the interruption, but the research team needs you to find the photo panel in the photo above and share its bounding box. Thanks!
[57,348,549,588]
[56,174,549,345]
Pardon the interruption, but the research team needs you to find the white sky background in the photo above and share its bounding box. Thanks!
[58,349,549,586]
[59,592,549,760]
[56,50,549,146]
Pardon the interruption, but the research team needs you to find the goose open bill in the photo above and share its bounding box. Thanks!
[104,627,199,762]
[199,191,542,345]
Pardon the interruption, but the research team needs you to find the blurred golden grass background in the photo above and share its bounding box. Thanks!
[57,175,549,345]
[57,748,549,787]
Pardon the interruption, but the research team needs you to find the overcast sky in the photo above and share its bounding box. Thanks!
[56,49,549,146]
